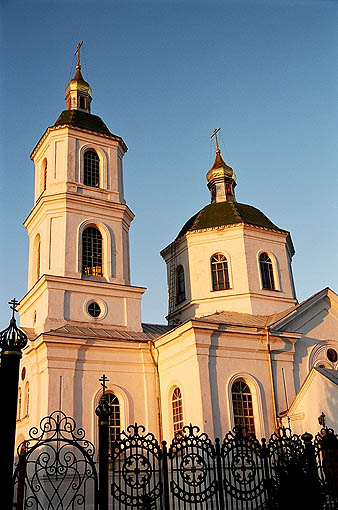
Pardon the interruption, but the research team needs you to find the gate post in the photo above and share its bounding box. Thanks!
[95,375,111,510]
[0,299,28,510]
[161,440,170,510]
[261,437,273,508]
[301,432,322,509]
[215,438,225,510]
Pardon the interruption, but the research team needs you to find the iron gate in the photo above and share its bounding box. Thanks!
[12,412,338,510]
[12,411,98,510]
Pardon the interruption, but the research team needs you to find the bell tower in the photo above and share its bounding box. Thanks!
[19,50,145,334]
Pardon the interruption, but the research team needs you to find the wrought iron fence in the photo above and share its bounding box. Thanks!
[12,411,98,510]
[12,412,338,510]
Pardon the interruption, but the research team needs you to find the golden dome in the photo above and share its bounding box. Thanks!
[206,150,236,183]
[65,65,92,97]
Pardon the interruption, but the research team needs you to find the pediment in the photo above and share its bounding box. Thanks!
[270,287,338,336]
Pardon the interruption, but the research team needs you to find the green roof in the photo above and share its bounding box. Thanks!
[54,110,114,137]
[176,201,286,239]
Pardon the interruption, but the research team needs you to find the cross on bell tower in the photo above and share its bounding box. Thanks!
[65,42,92,112]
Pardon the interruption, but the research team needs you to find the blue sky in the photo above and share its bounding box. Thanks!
[0,0,337,328]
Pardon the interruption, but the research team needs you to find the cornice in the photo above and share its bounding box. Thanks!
[31,124,128,160]
[24,191,134,229]
[161,222,289,258]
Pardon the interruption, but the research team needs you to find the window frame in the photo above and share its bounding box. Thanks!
[309,343,338,371]
[171,387,184,436]
[82,226,103,277]
[24,382,30,418]
[79,95,87,110]
[176,265,186,304]
[94,386,128,460]
[231,379,255,434]
[17,387,22,421]
[210,253,231,291]
[259,252,276,290]
[226,373,265,438]
[83,149,100,188]
[100,392,121,451]
[43,159,47,192]
[78,220,116,281]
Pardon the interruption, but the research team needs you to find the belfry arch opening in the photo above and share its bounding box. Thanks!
[82,226,103,277]
[83,150,100,188]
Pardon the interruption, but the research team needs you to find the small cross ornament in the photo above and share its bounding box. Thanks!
[8,298,19,319]
[99,374,109,395]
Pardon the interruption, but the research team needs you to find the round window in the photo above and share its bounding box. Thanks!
[88,302,101,318]
[327,348,338,363]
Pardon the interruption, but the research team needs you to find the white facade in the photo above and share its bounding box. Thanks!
[281,367,338,436]
[20,119,145,335]
[161,224,296,324]
[15,64,338,453]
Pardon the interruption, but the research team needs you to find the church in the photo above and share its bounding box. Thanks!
[15,56,338,452]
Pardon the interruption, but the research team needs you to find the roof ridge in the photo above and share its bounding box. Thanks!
[229,201,242,222]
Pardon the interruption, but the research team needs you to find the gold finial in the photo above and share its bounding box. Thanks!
[211,128,221,153]
[74,41,83,68]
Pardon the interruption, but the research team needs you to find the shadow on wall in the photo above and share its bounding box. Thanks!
[208,329,268,440]
[292,305,328,392]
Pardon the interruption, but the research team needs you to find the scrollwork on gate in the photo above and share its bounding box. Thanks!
[314,426,338,505]
[12,410,98,510]
[110,423,163,509]
[221,425,266,502]
[169,424,219,504]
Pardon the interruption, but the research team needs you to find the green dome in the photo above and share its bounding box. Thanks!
[176,201,286,239]
[54,110,113,136]
[53,110,128,151]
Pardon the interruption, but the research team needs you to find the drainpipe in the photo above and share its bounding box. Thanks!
[148,341,163,443]
[265,327,278,431]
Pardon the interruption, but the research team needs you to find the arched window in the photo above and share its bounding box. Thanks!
[232,379,255,434]
[172,387,184,436]
[33,234,41,283]
[79,96,87,109]
[36,238,41,281]
[99,392,121,452]
[259,252,275,290]
[43,160,47,191]
[84,150,100,188]
[211,253,230,290]
[82,227,103,276]
[17,388,22,421]
[24,383,30,417]
[176,266,186,304]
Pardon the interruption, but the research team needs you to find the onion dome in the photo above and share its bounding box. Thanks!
[206,148,237,203]
[65,64,92,113]
[0,299,28,353]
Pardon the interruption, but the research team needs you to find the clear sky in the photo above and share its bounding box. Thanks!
[0,0,337,328]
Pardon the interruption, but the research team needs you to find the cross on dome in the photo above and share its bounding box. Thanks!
[207,127,236,203]
[9,298,19,319]
[211,128,221,152]
[74,41,83,68]
[65,42,92,113]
